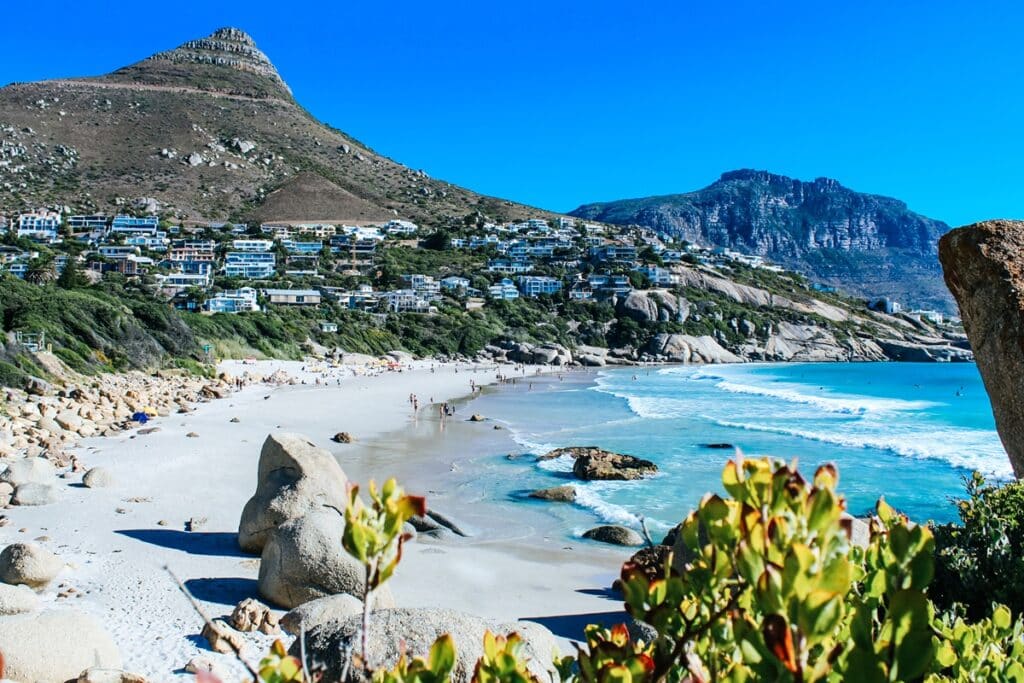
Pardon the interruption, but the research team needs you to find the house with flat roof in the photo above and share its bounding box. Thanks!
[488,278,520,300]
[16,212,61,243]
[206,288,260,313]
[517,276,562,298]
[262,288,321,305]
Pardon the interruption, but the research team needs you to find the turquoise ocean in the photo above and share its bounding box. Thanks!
[464,363,1007,538]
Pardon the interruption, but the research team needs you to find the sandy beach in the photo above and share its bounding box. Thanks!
[0,360,631,679]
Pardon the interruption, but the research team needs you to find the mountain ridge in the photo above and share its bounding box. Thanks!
[0,27,551,225]
[570,169,953,310]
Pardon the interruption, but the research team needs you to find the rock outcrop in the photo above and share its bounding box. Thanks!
[939,219,1024,476]
[289,608,560,683]
[573,451,658,481]
[644,334,742,364]
[238,433,349,553]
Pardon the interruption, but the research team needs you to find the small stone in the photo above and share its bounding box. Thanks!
[156,520,170,527]
[230,597,279,634]
[201,619,244,654]
[469,414,485,422]
[186,432,199,438]
[331,432,354,443]
[230,417,240,423]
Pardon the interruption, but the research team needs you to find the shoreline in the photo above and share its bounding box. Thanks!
[0,359,634,679]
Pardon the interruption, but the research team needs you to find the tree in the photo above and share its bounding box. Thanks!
[56,255,85,289]
[421,229,450,251]
[24,257,57,285]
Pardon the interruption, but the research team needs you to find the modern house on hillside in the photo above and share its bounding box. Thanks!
[206,288,260,313]
[262,288,321,305]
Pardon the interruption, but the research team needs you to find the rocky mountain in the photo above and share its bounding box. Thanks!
[570,170,953,310]
[0,28,549,225]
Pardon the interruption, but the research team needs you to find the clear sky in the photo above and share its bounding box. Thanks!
[3,1,1021,226]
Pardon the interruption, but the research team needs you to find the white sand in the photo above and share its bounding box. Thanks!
[2,361,630,679]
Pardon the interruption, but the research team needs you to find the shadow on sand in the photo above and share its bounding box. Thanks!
[115,529,248,558]
[522,610,629,640]
[184,577,260,606]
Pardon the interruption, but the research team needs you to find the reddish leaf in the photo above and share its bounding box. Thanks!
[762,614,798,674]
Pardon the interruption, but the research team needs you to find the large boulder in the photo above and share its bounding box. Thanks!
[0,582,40,614]
[83,467,116,488]
[288,608,559,683]
[258,509,393,609]
[0,542,64,587]
[0,610,122,682]
[644,334,742,364]
[280,592,363,635]
[238,433,349,553]
[573,451,658,481]
[617,291,659,323]
[13,482,61,506]
[0,457,57,487]
[939,220,1024,477]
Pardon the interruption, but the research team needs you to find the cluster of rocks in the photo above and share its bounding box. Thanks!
[0,542,139,681]
[229,432,560,681]
[529,447,656,547]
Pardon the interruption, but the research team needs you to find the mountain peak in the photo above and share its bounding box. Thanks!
[105,27,292,99]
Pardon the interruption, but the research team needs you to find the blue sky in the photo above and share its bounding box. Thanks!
[3,1,1022,225]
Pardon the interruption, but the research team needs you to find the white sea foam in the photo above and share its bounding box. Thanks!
[706,416,1013,479]
[573,483,644,528]
[713,380,937,414]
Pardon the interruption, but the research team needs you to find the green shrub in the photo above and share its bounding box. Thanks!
[931,472,1024,620]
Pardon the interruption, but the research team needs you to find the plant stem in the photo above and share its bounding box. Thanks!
[362,562,373,671]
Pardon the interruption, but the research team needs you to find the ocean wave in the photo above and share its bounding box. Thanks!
[713,380,938,414]
[706,417,1012,479]
[573,483,644,529]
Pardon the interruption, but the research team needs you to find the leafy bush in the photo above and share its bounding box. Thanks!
[931,472,1024,620]
[248,459,1024,683]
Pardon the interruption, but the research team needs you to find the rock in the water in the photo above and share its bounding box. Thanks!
[0,582,40,614]
[238,432,349,553]
[83,467,115,488]
[331,432,354,443]
[573,451,657,481]
[0,457,56,487]
[289,608,559,683]
[529,485,577,502]
[0,610,122,682]
[280,592,363,635]
[469,414,485,422]
[230,597,280,634]
[258,509,393,609]
[0,542,63,587]
[13,482,61,506]
[582,525,644,546]
[939,220,1024,476]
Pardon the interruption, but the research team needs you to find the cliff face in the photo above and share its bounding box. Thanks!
[939,220,1024,478]
[571,170,953,310]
